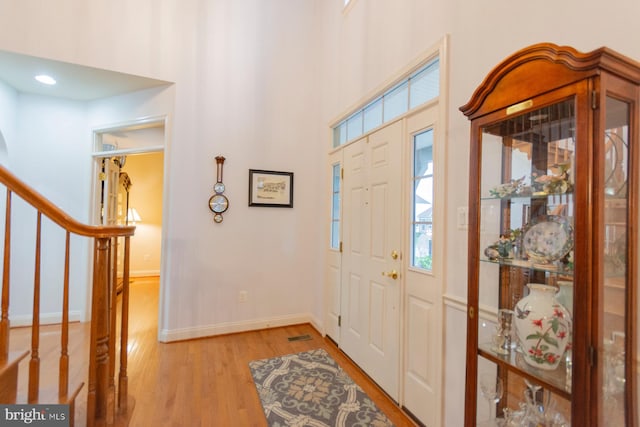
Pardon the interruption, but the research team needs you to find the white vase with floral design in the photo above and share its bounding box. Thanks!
[514,283,572,370]
[556,280,573,316]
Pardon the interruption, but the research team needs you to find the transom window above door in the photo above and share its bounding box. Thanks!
[332,58,439,148]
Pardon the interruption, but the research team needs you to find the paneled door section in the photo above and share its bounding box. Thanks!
[340,121,402,400]
[403,107,443,426]
[325,151,343,342]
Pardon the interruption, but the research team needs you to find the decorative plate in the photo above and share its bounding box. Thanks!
[522,215,574,263]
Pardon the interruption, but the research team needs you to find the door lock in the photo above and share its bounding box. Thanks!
[391,250,399,260]
[382,270,399,280]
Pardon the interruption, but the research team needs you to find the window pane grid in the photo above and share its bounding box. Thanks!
[383,81,409,122]
[333,122,347,148]
[331,220,340,248]
[409,59,440,109]
[330,163,341,249]
[363,98,383,133]
[346,111,363,141]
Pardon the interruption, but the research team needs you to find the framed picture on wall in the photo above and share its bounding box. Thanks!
[248,169,294,208]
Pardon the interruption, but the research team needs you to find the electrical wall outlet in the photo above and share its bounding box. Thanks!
[238,291,248,303]
[457,206,468,230]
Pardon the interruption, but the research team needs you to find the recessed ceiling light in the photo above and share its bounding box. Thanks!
[35,74,56,85]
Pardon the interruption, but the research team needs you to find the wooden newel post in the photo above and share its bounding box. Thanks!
[87,237,113,426]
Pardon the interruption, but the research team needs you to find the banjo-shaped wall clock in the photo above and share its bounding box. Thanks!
[208,156,229,223]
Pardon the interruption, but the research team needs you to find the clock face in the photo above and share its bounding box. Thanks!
[209,194,229,213]
[213,213,223,223]
[214,182,225,194]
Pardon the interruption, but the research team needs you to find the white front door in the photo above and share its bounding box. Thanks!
[341,121,402,400]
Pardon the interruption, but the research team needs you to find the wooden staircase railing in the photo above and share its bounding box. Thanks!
[0,164,135,426]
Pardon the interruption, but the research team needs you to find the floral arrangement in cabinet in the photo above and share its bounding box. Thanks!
[489,162,573,198]
[484,228,522,261]
[531,162,573,195]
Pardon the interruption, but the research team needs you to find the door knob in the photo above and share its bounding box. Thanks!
[382,270,398,280]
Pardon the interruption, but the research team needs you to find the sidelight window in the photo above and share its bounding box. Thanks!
[411,129,434,270]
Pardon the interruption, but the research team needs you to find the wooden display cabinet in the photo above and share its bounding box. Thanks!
[460,43,640,426]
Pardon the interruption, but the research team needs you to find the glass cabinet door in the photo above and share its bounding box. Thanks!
[476,98,576,426]
[599,95,631,426]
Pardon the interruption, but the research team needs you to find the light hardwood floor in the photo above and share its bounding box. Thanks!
[9,277,417,426]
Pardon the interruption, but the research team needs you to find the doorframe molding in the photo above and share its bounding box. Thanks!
[87,115,169,330]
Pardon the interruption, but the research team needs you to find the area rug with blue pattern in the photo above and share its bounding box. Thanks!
[249,348,394,427]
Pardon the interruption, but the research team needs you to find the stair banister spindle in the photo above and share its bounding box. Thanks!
[118,235,131,410]
[107,236,118,425]
[86,240,97,427]
[28,211,42,403]
[0,189,11,362]
[59,230,70,398]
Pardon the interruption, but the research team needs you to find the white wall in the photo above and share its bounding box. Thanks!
[156,0,325,339]
[0,79,16,164]
[0,92,91,324]
[13,94,89,215]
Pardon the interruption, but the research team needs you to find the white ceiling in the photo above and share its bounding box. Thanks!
[0,49,170,101]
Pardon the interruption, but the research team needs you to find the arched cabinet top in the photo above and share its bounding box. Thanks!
[459,42,640,120]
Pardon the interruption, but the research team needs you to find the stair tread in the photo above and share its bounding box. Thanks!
[17,381,85,405]
[0,349,29,377]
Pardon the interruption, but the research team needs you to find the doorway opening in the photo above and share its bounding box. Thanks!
[91,117,167,339]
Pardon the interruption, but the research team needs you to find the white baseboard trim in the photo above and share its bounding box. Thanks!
[158,313,318,343]
[307,314,324,337]
[131,270,160,277]
[11,310,83,327]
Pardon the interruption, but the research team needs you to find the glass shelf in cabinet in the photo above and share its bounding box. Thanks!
[478,342,572,399]
[480,191,574,202]
[479,257,574,276]
[604,197,628,208]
